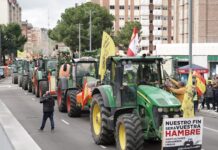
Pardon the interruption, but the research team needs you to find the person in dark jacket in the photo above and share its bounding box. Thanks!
[204,81,214,110]
[39,91,55,131]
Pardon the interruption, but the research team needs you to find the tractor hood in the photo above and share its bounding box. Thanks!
[137,85,181,107]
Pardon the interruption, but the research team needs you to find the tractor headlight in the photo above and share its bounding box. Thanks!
[158,108,163,112]
[169,108,174,112]
[174,107,180,112]
[163,115,169,119]
[163,108,169,113]
[174,114,180,118]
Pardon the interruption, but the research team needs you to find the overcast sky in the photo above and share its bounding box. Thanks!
[18,0,85,28]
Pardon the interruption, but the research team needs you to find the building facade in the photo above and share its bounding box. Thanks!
[173,0,218,43]
[87,0,173,53]
[0,0,22,25]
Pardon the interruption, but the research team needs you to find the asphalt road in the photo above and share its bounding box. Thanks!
[0,77,218,150]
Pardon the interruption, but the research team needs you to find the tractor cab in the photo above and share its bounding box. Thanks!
[72,57,98,88]
[105,56,163,107]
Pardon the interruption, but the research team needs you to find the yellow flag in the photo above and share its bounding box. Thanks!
[99,32,116,81]
[181,71,194,118]
[17,50,26,58]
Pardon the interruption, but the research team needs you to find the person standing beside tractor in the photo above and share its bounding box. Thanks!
[166,78,186,103]
[39,91,55,131]
[204,81,214,110]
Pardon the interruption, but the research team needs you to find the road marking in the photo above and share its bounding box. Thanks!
[100,145,107,149]
[204,126,218,133]
[61,119,70,125]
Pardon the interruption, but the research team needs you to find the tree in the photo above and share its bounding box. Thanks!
[48,2,114,52]
[114,21,141,50]
[0,23,27,65]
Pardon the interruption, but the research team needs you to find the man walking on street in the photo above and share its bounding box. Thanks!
[204,81,214,110]
[39,91,55,131]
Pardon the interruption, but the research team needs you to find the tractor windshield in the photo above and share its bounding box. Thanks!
[47,61,57,70]
[122,61,160,86]
[76,62,97,78]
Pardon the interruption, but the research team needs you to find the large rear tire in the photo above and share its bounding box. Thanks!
[32,83,35,94]
[14,75,18,84]
[90,94,114,145]
[28,79,32,93]
[67,90,81,117]
[18,76,23,87]
[22,76,28,90]
[39,81,48,97]
[115,114,144,150]
[35,81,39,97]
[57,81,67,112]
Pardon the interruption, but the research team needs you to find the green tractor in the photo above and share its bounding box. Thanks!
[11,59,23,84]
[32,58,57,97]
[21,60,34,90]
[90,56,181,150]
[57,57,98,117]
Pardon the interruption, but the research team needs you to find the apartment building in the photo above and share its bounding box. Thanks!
[87,0,173,53]
[0,0,22,25]
[174,0,218,43]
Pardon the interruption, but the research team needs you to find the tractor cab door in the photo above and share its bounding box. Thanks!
[113,64,137,107]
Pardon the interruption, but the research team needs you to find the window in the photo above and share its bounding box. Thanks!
[150,30,153,34]
[120,5,124,9]
[134,17,139,20]
[162,6,168,10]
[149,40,153,44]
[134,6,140,10]
[150,10,153,14]
[142,37,147,40]
[163,27,167,30]
[110,5,115,9]
[150,20,153,24]
[119,17,124,20]
[150,0,153,3]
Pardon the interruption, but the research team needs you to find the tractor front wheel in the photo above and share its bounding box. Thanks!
[57,82,66,112]
[115,114,144,150]
[67,90,81,117]
[22,76,28,90]
[28,79,32,93]
[90,94,114,145]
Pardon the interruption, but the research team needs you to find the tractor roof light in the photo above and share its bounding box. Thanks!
[174,107,180,112]
[163,108,169,113]
[157,108,163,113]
[162,115,169,119]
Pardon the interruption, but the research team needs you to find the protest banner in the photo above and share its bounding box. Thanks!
[162,117,203,150]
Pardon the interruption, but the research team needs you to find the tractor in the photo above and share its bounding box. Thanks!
[21,60,34,90]
[11,59,23,84]
[90,56,182,150]
[32,58,57,97]
[57,57,98,117]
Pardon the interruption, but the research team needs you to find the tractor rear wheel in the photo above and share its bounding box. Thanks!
[32,83,35,94]
[115,114,144,150]
[39,81,48,97]
[67,90,81,117]
[90,94,114,145]
[57,81,67,112]
[13,75,18,84]
[22,76,28,90]
[18,76,22,87]
[27,79,32,93]
[35,82,39,97]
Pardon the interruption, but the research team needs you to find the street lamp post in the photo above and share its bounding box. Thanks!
[189,0,193,70]
[89,10,92,52]
[0,31,2,65]
[79,23,81,58]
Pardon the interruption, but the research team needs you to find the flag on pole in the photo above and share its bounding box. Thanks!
[181,71,195,118]
[127,27,139,56]
[99,32,116,81]
[193,71,206,96]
